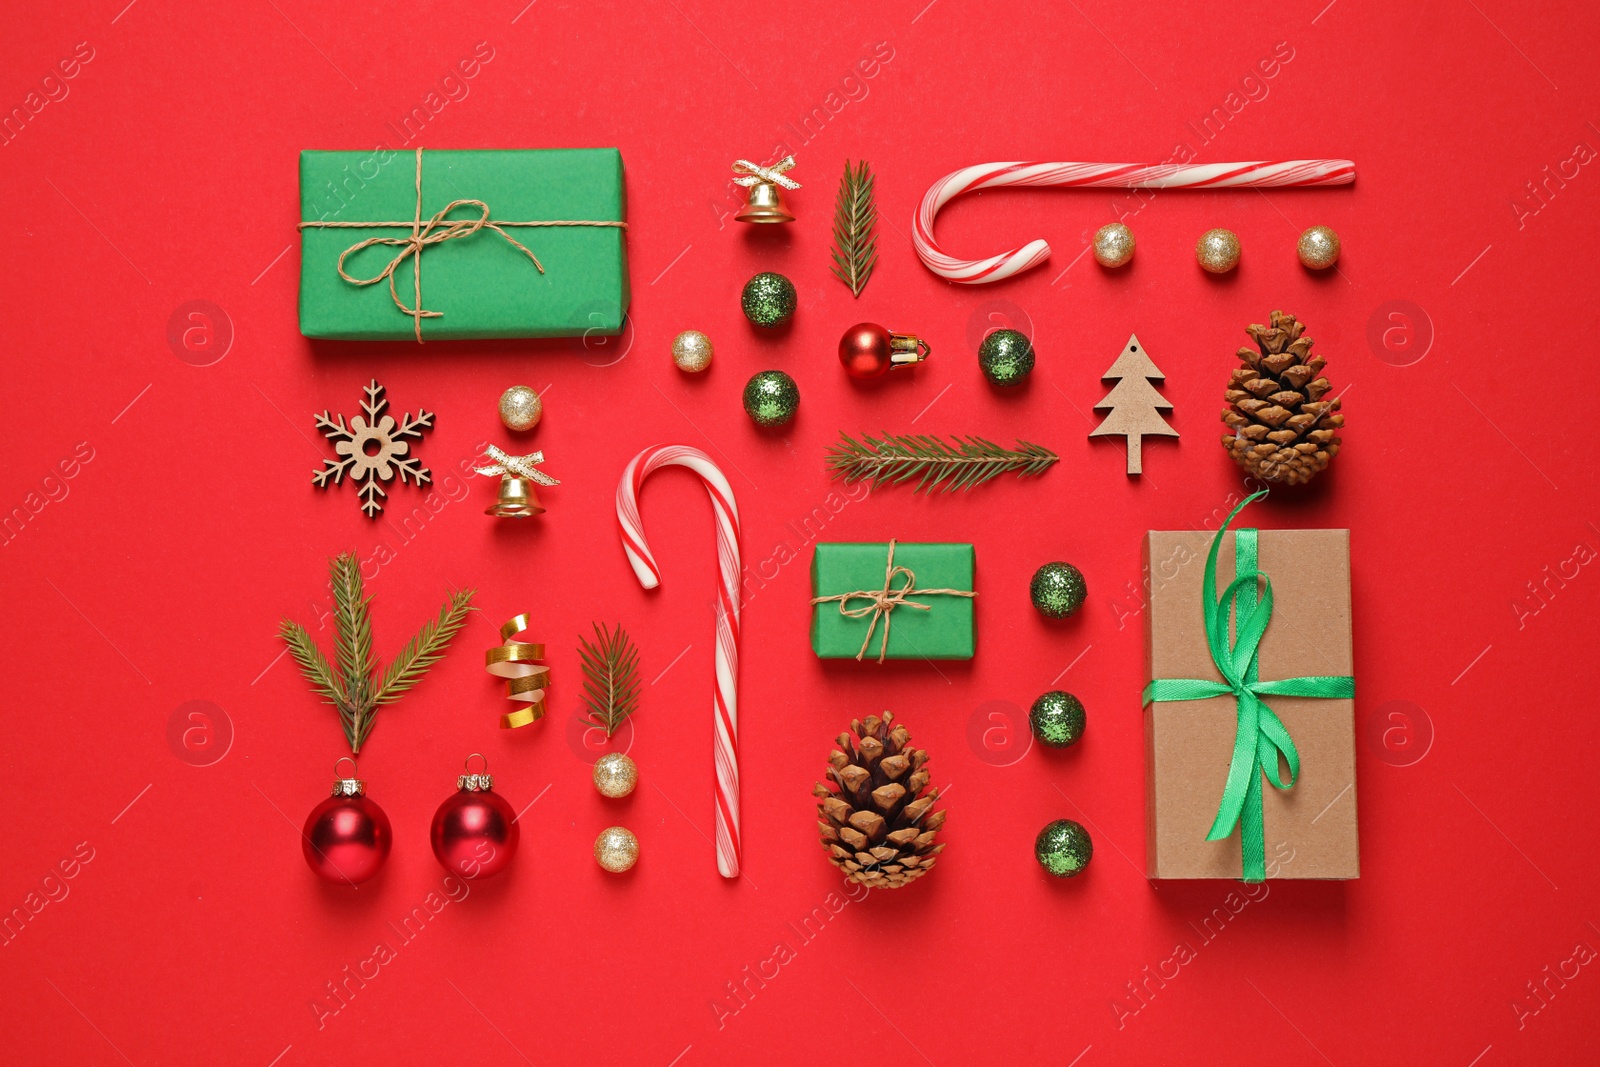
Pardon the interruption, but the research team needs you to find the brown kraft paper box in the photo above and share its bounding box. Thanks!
[1143,526,1358,880]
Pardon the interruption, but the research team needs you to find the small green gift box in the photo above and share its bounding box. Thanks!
[298,147,629,341]
[810,542,976,661]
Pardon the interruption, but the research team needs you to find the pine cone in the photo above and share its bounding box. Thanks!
[1221,310,1344,486]
[813,712,945,888]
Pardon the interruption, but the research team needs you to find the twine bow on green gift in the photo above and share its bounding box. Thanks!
[1141,491,1354,882]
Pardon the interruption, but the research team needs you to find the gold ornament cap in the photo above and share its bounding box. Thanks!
[457,754,494,792]
[888,332,931,368]
[331,757,366,797]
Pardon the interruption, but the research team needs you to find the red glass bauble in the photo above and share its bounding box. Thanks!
[838,323,930,380]
[839,322,894,380]
[431,787,519,879]
[302,794,392,884]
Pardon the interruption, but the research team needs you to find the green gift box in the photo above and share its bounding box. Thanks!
[298,147,629,341]
[810,542,976,661]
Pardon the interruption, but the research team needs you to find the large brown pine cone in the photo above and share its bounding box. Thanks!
[814,712,945,888]
[1221,310,1344,486]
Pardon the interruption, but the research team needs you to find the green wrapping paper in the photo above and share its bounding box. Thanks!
[298,148,629,341]
[810,542,976,661]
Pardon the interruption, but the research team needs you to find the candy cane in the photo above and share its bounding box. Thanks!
[913,159,1356,283]
[616,445,742,878]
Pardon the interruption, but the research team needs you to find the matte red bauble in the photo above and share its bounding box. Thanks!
[430,755,519,879]
[838,322,931,381]
[302,761,392,885]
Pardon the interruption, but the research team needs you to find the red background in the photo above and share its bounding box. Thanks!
[3,1,1597,1064]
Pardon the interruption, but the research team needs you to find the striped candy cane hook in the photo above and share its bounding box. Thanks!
[912,159,1356,283]
[616,445,742,878]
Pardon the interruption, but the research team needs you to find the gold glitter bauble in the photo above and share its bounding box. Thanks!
[1297,226,1341,270]
[1092,223,1135,268]
[671,330,713,373]
[498,385,542,431]
[1196,228,1241,273]
[594,826,638,873]
[592,753,638,798]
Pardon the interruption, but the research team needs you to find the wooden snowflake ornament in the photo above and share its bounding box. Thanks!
[312,380,434,517]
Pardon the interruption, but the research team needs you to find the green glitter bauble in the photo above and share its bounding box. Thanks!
[977,328,1035,386]
[741,272,797,328]
[1029,691,1085,748]
[1030,562,1086,619]
[1035,818,1093,878]
[743,370,800,427]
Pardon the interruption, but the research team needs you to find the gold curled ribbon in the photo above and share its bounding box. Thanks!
[473,444,560,486]
[809,540,977,663]
[485,614,549,729]
[298,147,629,342]
[732,156,800,189]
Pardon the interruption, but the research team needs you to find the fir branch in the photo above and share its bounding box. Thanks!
[280,553,476,753]
[825,432,1059,493]
[279,618,350,725]
[577,622,642,738]
[330,553,375,714]
[372,588,477,708]
[830,160,878,298]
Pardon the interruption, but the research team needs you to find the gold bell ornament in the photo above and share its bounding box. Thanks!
[475,445,559,518]
[732,156,800,224]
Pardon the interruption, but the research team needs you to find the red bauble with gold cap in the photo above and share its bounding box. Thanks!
[430,755,519,879]
[838,322,931,381]
[302,759,392,885]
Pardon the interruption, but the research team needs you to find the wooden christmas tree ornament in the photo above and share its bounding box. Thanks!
[1089,334,1177,475]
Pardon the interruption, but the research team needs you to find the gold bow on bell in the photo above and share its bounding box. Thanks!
[732,156,801,189]
[809,540,977,663]
[473,445,560,486]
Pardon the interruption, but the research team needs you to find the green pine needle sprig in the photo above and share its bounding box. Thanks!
[578,622,642,738]
[330,554,375,716]
[830,160,879,298]
[825,432,1059,493]
[279,553,476,753]
[374,588,476,706]
[279,621,347,725]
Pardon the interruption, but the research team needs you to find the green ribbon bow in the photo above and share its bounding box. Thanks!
[1141,491,1354,882]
